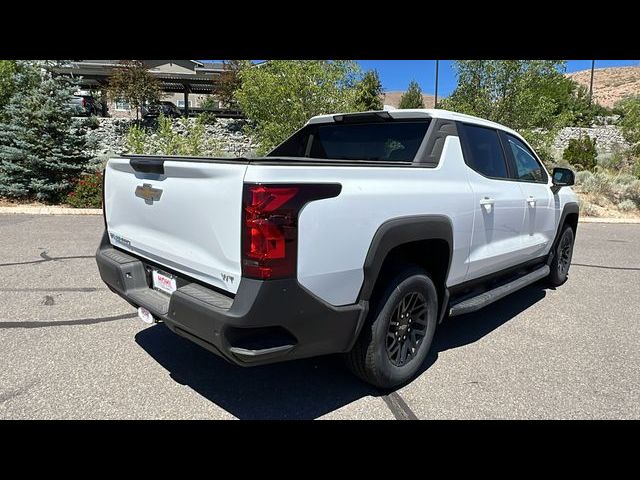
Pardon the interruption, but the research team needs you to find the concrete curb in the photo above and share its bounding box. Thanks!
[0,206,103,215]
[1,206,640,223]
[579,217,640,224]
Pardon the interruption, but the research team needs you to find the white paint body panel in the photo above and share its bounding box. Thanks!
[245,137,475,305]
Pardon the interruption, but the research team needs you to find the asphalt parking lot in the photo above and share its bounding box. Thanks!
[0,214,638,419]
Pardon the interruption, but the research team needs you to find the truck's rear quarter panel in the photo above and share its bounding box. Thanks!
[245,136,475,306]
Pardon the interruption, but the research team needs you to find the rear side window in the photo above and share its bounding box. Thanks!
[506,134,548,183]
[269,120,430,162]
[463,124,509,179]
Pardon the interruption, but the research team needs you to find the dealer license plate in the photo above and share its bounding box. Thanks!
[152,270,177,295]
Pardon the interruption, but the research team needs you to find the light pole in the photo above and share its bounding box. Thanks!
[434,60,439,108]
[589,60,595,106]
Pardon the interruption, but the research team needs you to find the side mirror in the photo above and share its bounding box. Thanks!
[552,167,575,188]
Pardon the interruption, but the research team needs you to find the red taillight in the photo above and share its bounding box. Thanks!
[241,183,341,280]
[81,98,87,108]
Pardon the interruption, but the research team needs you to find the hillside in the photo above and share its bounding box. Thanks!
[567,66,640,108]
[380,91,437,109]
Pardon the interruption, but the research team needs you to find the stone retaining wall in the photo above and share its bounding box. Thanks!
[87,117,257,158]
[553,126,629,153]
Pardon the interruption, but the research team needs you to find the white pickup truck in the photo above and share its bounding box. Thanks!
[96,108,579,388]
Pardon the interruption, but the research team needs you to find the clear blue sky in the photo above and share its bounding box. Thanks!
[207,60,640,97]
[357,60,640,96]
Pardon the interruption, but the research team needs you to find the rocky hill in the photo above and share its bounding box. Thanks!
[380,91,437,109]
[567,66,640,108]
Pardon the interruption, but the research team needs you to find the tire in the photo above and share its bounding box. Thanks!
[548,226,575,287]
[345,266,438,389]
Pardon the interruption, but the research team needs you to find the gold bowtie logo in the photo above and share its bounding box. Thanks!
[135,183,163,203]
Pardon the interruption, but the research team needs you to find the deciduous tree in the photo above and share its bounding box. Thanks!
[235,60,360,153]
[107,60,162,120]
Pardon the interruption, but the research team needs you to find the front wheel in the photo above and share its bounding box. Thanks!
[548,226,575,287]
[345,266,438,389]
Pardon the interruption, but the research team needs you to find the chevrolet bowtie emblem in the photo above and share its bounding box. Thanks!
[135,183,163,203]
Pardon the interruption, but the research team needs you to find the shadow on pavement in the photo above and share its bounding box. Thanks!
[135,284,547,419]
[416,285,547,376]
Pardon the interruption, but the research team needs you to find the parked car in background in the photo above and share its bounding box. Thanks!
[142,101,182,119]
[67,94,104,117]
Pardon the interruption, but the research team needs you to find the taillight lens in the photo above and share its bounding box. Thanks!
[242,183,341,280]
[82,98,87,108]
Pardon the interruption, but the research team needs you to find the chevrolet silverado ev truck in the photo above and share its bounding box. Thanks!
[96,109,578,388]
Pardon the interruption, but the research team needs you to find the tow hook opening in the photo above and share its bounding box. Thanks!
[137,307,159,324]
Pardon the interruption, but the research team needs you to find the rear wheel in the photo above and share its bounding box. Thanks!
[548,226,575,287]
[346,266,438,389]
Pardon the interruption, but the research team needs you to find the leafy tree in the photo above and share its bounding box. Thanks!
[441,60,573,162]
[235,60,360,154]
[616,96,640,150]
[216,60,249,108]
[0,60,18,114]
[562,135,598,171]
[0,61,93,201]
[398,80,424,109]
[107,60,162,120]
[354,69,383,111]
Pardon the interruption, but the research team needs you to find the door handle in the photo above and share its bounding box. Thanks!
[479,197,494,211]
[526,196,536,207]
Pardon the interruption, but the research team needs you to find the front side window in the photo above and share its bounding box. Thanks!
[463,124,509,179]
[506,134,548,183]
[269,120,431,162]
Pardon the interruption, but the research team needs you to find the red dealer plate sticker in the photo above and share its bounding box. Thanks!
[152,270,177,295]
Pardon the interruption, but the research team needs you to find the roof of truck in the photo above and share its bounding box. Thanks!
[306,108,521,138]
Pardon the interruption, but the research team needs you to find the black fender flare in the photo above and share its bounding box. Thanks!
[547,201,580,265]
[356,215,454,305]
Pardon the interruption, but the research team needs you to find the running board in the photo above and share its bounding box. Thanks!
[449,265,550,317]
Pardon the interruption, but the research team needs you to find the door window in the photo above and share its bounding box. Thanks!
[463,125,509,179]
[506,134,548,183]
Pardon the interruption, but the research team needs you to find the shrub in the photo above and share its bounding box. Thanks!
[562,135,597,171]
[634,157,640,179]
[126,124,147,154]
[66,172,102,208]
[613,173,637,186]
[580,171,615,196]
[574,170,593,185]
[616,96,640,146]
[156,114,181,155]
[125,116,225,157]
[579,199,599,216]
[199,97,219,125]
[598,145,639,173]
[619,199,637,212]
[620,180,640,206]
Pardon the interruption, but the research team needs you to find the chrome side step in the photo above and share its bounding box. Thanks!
[449,265,550,317]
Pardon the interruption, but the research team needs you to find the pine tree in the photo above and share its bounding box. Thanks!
[0,61,93,202]
[398,80,425,109]
[354,70,383,111]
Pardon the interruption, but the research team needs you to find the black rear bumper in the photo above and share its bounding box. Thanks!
[95,231,367,366]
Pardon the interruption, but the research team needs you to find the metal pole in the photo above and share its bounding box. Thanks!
[589,60,595,106]
[434,60,439,108]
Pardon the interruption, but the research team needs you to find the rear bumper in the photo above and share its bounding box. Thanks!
[95,231,367,366]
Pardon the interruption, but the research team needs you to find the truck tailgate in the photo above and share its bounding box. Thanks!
[103,157,248,294]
